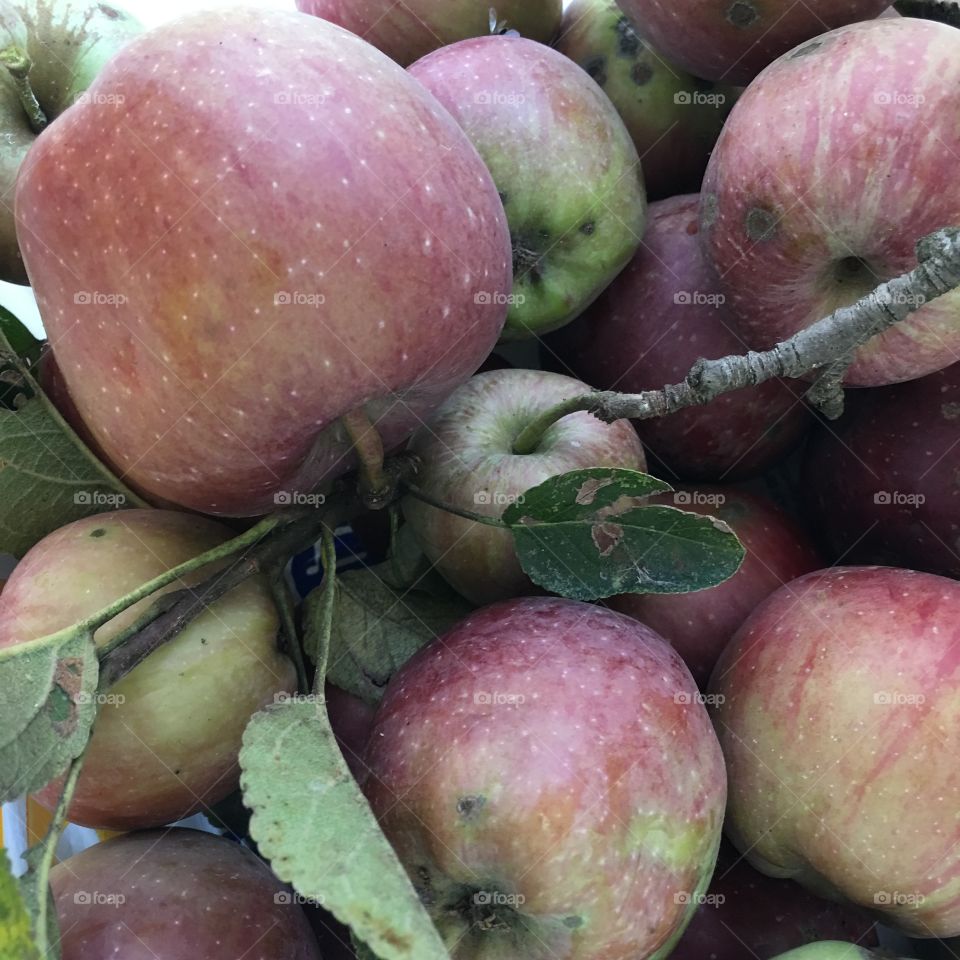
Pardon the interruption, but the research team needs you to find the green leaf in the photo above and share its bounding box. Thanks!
[502,468,745,601]
[239,699,450,960]
[325,564,472,706]
[0,307,43,386]
[0,324,147,558]
[0,629,98,802]
[0,849,41,960]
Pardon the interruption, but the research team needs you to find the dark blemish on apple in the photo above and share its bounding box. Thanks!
[726,1,759,28]
[615,16,641,57]
[200,637,208,645]
[583,55,607,87]
[745,207,777,242]
[580,220,596,236]
[790,39,824,59]
[457,795,486,820]
[941,402,960,420]
[631,62,654,86]
[701,193,718,229]
[89,528,107,538]
[686,220,698,236]
[563,915,583,928]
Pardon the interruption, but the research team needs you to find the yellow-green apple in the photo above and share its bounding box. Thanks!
[669,842,878,960]
[555,0,737,199]
[700,18,960,386]
[51,829,321,959]
[771,946,908,960]
[402,368,646,606]
[409,35,646,341]
[0,509,294,829]
[15,8,512,517]
[546,194,811,479]
[710,566,960,937]
[614,0,890,84]
[363,596,727,960]
[296,0,562,66]
[802,361,960,579]
[0,0,141,283]
[609,485,821,686]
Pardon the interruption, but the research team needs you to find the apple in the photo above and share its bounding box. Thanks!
[546,194,812,480]
[802,361,959,579]
[614,0,890,84]
[555,0,737,200]
[402,368,646,606]
[669,841,878,960]
[771,946,896,960]
[15,8,512,517]
[408,35,646,341]
[700,17,960,386]
[0,509,295,829]
[608,484,821,687]
[50,828,321,959]
[296,0,562,67]
[0,0,141,283]
[363,596,727,960]
[325,681,375,781]
[710,566,960,937]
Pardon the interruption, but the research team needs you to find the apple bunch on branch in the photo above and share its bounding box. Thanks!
[0,1,958,960]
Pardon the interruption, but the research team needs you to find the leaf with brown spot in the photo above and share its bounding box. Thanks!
[0,628,98,802]
[503,470,744,600]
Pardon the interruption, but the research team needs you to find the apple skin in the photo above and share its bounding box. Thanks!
[0,509,295,830]
[363,596,727,960]
[15,8,512,517]
[402,368,646,606]
[801,361,960,579]
[700,18,960,387]
[709,566,960,938]
[0,0,141,284]
[669,842,878,960]
[325,681,375,781]
[296,0,562,67]
[409,35,646,341]
[608,484,821,687]
[546,194,811,480]
[614,0,890,84]
[555,0,737,200]
[770,946,891,960]
[50,828,321,959]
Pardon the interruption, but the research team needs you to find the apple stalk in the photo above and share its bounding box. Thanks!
[0,46,47,133]
[512,225,960,454]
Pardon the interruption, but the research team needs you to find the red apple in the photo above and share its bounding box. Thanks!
[710,566,960,937]
[546,194,811,480]
[402,368,646,606]
[614,0,890,84]
[50,828,321,959]
[364,596,727,960]
[296,0,562,66]
[700,17,960,386]
[325,681,375,781]
[669,842,879,960]
[15,8,512,517]
[608,484,821,687]
[802,361,960,579]
[0,509,294,829]
[409,35,646,341]
[555,0,737,200]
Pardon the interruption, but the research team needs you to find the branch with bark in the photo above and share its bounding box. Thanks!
[513,226,960,454]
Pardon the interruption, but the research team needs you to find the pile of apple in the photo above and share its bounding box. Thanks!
[1,0,959,958]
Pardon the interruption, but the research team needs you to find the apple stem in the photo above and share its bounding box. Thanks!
[0,46,48,134]
[272,574,310,693]
[403,480,508,527]
[341,407,391,508]
[511,394,599,455]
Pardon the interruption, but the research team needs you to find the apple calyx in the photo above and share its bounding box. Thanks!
[0,46,47,132]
